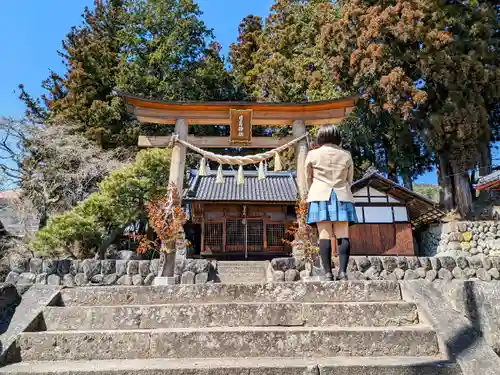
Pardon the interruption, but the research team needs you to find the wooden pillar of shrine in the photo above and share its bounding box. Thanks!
[293,120,308,199]
[169,118,188,192]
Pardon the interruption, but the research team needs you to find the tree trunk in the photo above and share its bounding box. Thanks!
[402,173,413,190]
[450,160,473,219]
[98,225,127,260]
[438,154,455,211]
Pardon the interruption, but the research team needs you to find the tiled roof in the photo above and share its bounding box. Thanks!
[476,169,500,189]
[185,169,298,202]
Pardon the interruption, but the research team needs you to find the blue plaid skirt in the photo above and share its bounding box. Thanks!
[307,191,359,225]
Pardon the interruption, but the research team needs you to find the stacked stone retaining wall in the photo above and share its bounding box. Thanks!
[3,257,216,287]
[419,221,500,257]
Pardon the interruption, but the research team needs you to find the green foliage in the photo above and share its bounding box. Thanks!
[322,0,500,215]
[21,0,238,150]
[31,148,171,257]
[230,0,341,102]
[413,184,441,203]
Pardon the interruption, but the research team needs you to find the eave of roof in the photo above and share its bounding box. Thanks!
[352,172,445,228]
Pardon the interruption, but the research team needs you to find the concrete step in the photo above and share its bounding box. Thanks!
[16,326,440,361]
[58,281,402,306]
[41,302,419,330]
[1,357,461,375]
[216,275,266,283]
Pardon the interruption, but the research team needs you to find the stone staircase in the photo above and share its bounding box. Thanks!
[2,282,461,374]
[215,260,268,283]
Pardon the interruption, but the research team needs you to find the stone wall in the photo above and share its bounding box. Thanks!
[3,257,217,287]
[419,221,500,257]
[274,255,500,282]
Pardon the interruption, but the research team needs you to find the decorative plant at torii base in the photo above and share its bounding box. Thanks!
[284,199,319,261]
[137,183,187,277]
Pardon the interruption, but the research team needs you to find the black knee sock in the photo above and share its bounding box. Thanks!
[319,239,332,275]
[338,238,351,274]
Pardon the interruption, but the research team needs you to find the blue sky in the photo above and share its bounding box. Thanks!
[0,0,438,184]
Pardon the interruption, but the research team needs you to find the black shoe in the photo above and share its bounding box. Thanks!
[338,272,348,281]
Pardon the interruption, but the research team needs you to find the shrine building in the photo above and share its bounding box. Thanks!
[114,91,443,258]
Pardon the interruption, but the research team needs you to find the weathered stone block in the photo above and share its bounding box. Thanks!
[181,271,195,284]
[381,257,397,273]
[354,256,371,273]
[70,260,79,276]
[438,256,456,271]
[416,267,427,278]
[273,270,285,282]
[464,268,476,278]
[57,259,71,275]
[364,267,380,280]
[455,256,468,269]
[285,269,299,282]
[488,268,500,280]
[63,274,75,287]
[448,241,462,251]
[271,257,295,271]
[9,256,28,274]
[117,275,133,285]
[132,275,143,286]
[138,260,150,277]
[29,258,43,274]
[42,259,57,275]
[477,268,492,281]
[368,256,383,272]
[418,257,432,271]
[35,273,47,284]
[396,257,408,271]
[5,271,20,284]
[74,273,87,286]
[430,257,441,271]
[452,267,465,280]
[103,274,118,286]
[195,272,209,284]
[150,258,160,276]
[82,259,101,279]
[425,269,438,282]
[91,275,104,284]
[101,260,116,275]
[406,257,420,270]
[403,269,420,280]
[394,268,405,280]
[126,260,139,276]
[438,268,453,281]
[17,272,36,284]
[116,260,127,277]
[144,273,155,286]
[47,274,61,286]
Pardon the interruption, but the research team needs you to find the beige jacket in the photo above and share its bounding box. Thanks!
[305,144,355,203]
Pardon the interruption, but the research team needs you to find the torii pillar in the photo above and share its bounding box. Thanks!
[169,118,188,193]
[293,120,308,199]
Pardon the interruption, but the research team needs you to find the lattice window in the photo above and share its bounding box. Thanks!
[226,219,245,251]
[266,223,285,248]
[247,220,264,251]
[204,222,223,252]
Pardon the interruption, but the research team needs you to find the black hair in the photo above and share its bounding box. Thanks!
[316,124,342,146]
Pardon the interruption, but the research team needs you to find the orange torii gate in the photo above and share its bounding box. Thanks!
[114,90,357,198]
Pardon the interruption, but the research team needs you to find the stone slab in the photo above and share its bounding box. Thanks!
[59,281,402,306]
[0,285,62,365]
[432,280,500,355]
[17,326,440,361]
[401,280,500,375]
[0,357,460,375]
[42,301,418,330]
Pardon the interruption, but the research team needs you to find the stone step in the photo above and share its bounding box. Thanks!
[59,281,402,306]
[17,326,440,361]
[217,275,266,283]
[41,302,419,330]
[0,357,461,375]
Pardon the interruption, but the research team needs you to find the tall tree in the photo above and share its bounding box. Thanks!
[231,0,341,103]
[229,15,264,98]
[322,0,500,217]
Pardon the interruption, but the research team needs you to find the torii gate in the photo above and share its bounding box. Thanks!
[114,90,357,199]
